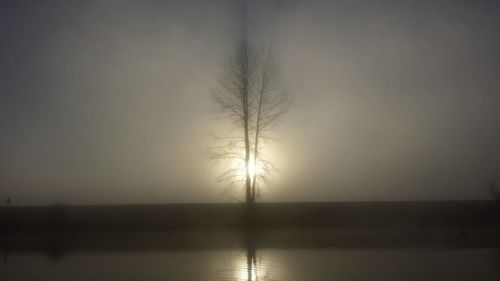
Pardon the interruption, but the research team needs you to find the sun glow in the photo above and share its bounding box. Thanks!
[235,159,263,182]
[248,161,256,178]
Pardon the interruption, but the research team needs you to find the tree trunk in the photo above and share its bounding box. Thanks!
[240,42,253,206]
[250,66,267,203]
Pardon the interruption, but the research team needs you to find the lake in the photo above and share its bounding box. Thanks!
[1,229,499,280]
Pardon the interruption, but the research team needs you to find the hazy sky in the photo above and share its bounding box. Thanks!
[1,0,499,205]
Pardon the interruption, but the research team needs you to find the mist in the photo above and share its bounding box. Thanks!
[1,0,499,205]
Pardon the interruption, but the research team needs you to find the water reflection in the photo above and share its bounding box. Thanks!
[242,232,262,281]
[43,235,67,263]
[235,245,267,281]
[1,230,500,281]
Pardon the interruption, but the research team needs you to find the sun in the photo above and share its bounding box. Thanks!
[234,159,262,182]
[247,160,264,180]
[248,161,256,178]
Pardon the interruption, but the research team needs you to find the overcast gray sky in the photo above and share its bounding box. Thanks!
[1,0,499,205]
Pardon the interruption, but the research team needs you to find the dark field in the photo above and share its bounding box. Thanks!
[1,201,499,231]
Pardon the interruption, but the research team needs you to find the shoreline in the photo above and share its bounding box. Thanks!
[0,200,498,233]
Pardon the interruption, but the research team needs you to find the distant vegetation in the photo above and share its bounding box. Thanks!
[488,180,499,201]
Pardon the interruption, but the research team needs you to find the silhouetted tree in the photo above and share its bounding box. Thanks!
[208,41,289,206]
[250,49,289,203]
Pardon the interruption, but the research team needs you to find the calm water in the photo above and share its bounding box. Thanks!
[1,231,499,281]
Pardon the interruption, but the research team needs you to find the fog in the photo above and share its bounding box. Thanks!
[1,0,499,205]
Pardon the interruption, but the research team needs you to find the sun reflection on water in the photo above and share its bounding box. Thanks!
[233,249,268,281]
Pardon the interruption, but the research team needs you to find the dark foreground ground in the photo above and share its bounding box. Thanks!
[1,201,499,232]
[0,201,499,252]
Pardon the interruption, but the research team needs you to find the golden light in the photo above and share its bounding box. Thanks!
[234,159,263,182]
[248,161,256,178]
[233,251,267,281]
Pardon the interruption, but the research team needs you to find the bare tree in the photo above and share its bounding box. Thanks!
[250,49,289,203]
[208,41,289,206]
